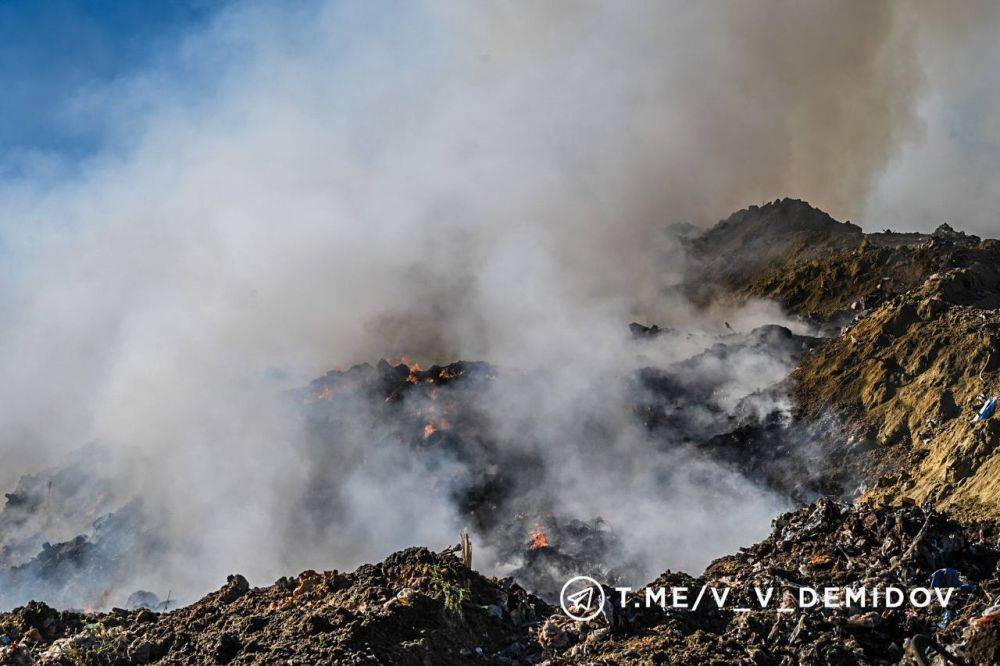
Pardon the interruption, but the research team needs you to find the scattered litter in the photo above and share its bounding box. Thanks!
[0,499,995,664]
[930,567,974,592]
[973,610,1000,628]
[972,396,997,422]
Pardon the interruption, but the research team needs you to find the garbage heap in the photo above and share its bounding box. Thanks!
[1,498,997,665]
[0,546,550,665]
[539,499,1000,665]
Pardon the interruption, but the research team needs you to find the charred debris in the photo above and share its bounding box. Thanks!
[0,500,998,664]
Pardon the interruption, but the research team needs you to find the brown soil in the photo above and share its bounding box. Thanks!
[688,199,1000,524]
[791,241,1000,522]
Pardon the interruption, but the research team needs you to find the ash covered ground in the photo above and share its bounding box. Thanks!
[2,200,1000,664]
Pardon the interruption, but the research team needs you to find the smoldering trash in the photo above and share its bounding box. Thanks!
[1,202,1000,664]
[0,499,998,663]
[2,2,1000,665]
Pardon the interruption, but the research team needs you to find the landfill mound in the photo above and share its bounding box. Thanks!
[0,546,551,665]
[740,238,957,323]
[685,198,864,292]
[686,198,981,326]
[539,500,1000,665]
[687,200,1000,523]
[2,500,998,665]
[4,198,1000,663]
[791,240,1000,522]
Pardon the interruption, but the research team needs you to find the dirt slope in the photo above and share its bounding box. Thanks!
[792,242,1000,521]
[686,198,864,293]
[688,198,1000,524]
[687,198,980,324]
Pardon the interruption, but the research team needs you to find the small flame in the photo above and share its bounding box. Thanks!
[391,356,421,370]
[390,356,424,383]
[528,527,549,550]
[309,379,352,403]
[394,356,422,371]
[423,418,451,438]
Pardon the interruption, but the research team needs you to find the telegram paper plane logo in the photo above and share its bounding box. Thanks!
[560,575,606,622]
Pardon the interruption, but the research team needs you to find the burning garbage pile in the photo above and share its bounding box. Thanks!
[631,323,819,439]
[0,444,166,612]
[496,515,639,603]
[0,444,120,572]
[299,354,664,596]
[294,324,820,599]
[1,498,997,664]
[0,499,166,614]
[0,203,998,664]
[0,316,820,613]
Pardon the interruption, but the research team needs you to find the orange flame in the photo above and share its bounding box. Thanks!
[423,418,451,438]
[528,527,549,550]
[392,356,422,371]
[389,356,425,382]
[309,380,353,403]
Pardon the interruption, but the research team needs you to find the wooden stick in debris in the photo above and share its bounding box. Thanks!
[460,529,472,569]
[906,634,967,666]
[888,514,930,575]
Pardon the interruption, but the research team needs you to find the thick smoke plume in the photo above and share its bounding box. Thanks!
[0,1,993,606]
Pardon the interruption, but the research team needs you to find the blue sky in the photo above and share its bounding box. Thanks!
[0,0,995,236]
[0,0,224,162]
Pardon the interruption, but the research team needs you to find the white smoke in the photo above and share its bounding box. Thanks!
[0,0,994,605]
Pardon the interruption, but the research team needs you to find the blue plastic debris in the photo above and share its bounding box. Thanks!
[930,568,974,627]
[972,396,997,422]
[930,567,973,591]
